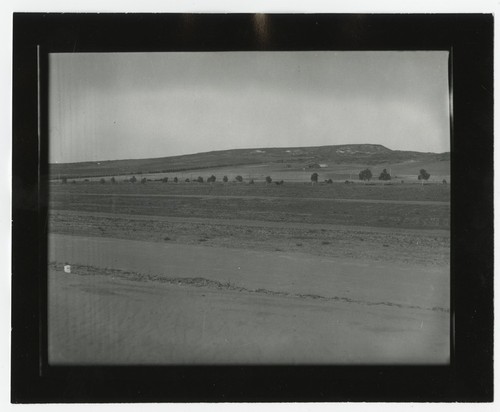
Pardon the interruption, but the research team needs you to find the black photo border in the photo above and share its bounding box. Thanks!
[12,13,493,403]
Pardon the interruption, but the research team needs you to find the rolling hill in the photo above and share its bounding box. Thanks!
[50,144,450,180]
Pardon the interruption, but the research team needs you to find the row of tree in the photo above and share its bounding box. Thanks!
[357,168,431,182]
[62,168,433,184]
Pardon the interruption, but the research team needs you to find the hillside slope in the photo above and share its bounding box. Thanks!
[50,144,450,179]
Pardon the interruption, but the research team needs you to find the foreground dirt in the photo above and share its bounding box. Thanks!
[48,182,450,364]
[49,234,449,365]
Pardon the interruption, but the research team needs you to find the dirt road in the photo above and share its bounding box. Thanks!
[49,234,449,365]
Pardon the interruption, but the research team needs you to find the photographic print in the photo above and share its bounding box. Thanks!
[47,50,451,365]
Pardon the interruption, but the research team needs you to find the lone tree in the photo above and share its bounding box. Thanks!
[223,175,228,183]
[235,175,243,183]
[173,177,178,183]
[207,175,216,183]
[265,176,272,184]
[359,168,373,181]
[110,176,116,184]
[311,172,319,184]
[197,176,204,183]
[141,177,147,184]
[130,176,137,183]
[378,169,391,181]
[418,169,431,181]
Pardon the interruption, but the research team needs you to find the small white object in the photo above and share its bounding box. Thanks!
[64,265,71,274]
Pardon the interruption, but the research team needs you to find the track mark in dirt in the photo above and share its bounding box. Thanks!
[49,262,449,314]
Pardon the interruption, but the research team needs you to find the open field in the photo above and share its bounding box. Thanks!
[53,160,450,184]
[50,183,449,231]
[51,179,451,202]
[49,234,449,365]
[48,176,450,364]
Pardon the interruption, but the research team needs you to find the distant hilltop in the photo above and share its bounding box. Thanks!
[50,144,450,179]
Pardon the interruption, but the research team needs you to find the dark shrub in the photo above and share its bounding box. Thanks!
[130,176,137,183]
[141,177,147,184]
[359,168,372,181]
[223,176,228,183]
[100,178,106,184]
[378,169,391,181]
[162,177,169,183]
[110,177,116,184]
[311,173,319,183]
[418,169,431,181]
[197,176,204,183]
[173,177,178,183]
[265,176,272,184]
[235,175,243,182]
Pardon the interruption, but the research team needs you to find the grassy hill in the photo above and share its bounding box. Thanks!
[50,144,450,180]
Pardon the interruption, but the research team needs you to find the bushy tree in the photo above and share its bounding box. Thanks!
[311,172,319,183]
[418,169,431,181]
[235,175,243,182]
[130,176,137,183]
[197,176,204,183]
[265,176,272,184]
[162,177,169,183]
[223,175,228,183]
[141,177,147,184]
[358,168,372,181]
[378,169,391,181]
[207,175,216,183]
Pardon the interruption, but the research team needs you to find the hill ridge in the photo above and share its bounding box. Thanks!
[50,143,450,179]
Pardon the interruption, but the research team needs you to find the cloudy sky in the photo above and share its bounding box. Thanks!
[49,51,450,163]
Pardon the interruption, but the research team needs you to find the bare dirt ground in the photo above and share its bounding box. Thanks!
[49,234,449,365]
[48,182,450,364]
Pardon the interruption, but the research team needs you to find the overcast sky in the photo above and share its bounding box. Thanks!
[49,51,450,163]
